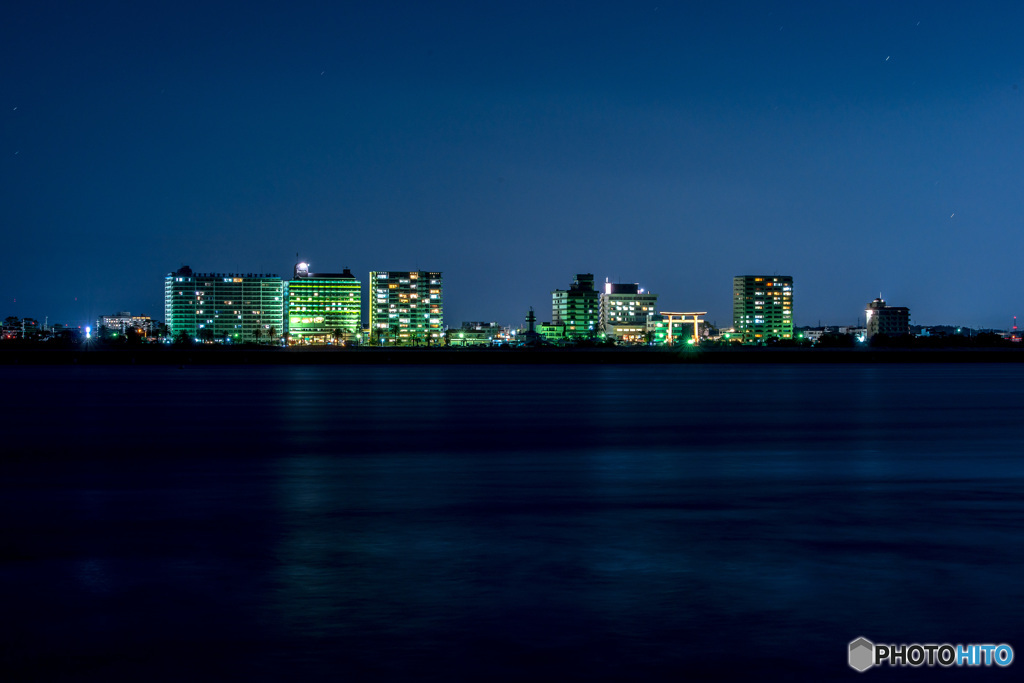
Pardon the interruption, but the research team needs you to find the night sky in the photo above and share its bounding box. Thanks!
[4,2,1024,330]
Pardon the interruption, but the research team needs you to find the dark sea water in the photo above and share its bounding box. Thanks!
[2,364,1023,682]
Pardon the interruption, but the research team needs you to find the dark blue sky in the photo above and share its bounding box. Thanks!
[4,1,1024,330]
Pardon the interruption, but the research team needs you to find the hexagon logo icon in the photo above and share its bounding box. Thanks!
[849,637,874,672]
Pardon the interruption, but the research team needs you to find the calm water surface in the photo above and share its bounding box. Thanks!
[2,364,1023,681]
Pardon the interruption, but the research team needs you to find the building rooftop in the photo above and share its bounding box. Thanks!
[293,267,358,280]
[604,282,640,295]
[168,266,279,278]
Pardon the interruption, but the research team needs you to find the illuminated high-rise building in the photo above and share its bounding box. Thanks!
[599,280,658,343]
[368,271,443,345]
[164,266,284,343]
[552,273,599,339]
[732,275,793,343]
[286,262,361,343]
[865,297,910,339]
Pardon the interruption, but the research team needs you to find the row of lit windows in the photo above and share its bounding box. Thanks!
[289,283,359,288]
[291,292,358,297]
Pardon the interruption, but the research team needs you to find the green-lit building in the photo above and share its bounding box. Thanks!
[286,262,361,344]
[537,321,567,343]
[369,270,443,346]
[164,265,284,343]
[645,315,669,345]
[447,322,508,347]
[552,273,599,339]
[732,275,793,343]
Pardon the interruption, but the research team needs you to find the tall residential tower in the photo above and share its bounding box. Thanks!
[286,262,361,343]
[552,274,599,339]
[368,271,443,345]
[164,266,284,343]
[732,275,793,343]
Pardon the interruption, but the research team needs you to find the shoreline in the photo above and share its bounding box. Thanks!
[3,346,1024,365]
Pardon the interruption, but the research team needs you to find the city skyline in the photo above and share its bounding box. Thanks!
[0,258,1001,334]
[4,2,1024,329]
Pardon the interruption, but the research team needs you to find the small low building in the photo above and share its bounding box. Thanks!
[645,315,668,345]
[98,312,154,335]
[448,322,509,347]
[537,321,567,343]
[799,327,830,343]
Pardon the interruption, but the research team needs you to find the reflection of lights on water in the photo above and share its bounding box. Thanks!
[76,558,112,595]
